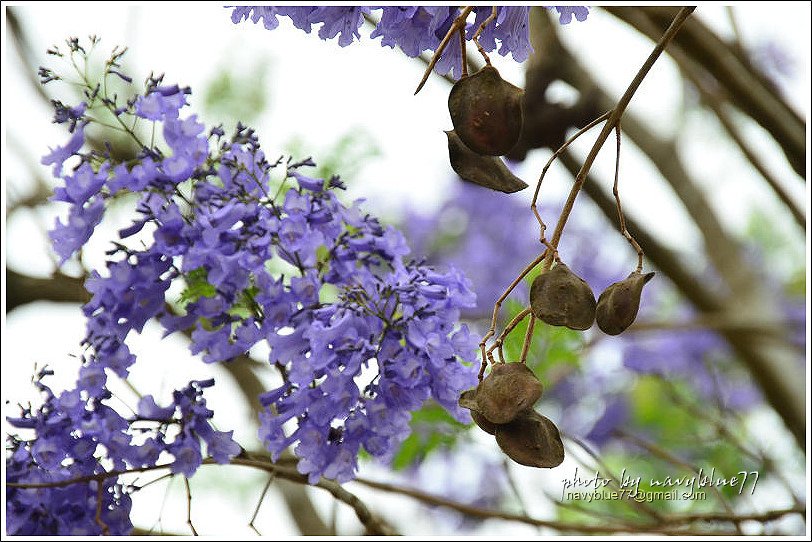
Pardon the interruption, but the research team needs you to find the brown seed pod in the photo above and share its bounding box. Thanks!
[458,389,479,410]
[448,65,524,156]
[495,410,565,468]
[458,389,499,434]
[529,262,597,330]
[445,130,528,193]
[475,363,543,424]
[471,410,499,435]
[595,271,655,335]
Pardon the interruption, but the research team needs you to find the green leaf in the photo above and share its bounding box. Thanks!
[202,59,270,127]
[285,129,381,182]
[499,298,584,379]
[179,267,216,304]
[390,402,467,471]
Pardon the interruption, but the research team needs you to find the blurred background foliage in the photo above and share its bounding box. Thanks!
[4,5,806,536]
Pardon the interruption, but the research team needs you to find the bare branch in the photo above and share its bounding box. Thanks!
[544,7,696,267]
[248,474,275,535]
[612,7,805,228]
[183,477,198,536]
[532,10,805,448]
[351,475,752,535]
[9,457,398,536]
[6,268,90,312]
[607,7,805,176]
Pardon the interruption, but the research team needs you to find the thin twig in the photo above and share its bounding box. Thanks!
[479,251,547,379]
[414,7,474,94]
[184,476,198,536]
[471,6,497,66]
[458,27,468,78]
[487,306,532,357]
[531,110,612,246]
[249,473,276,535]
[616,429,744,535]
[612,124,645,271]
[132,472,174,491]
[94,476,111,535]
[545,7,696,270]
[519,315,536,363]
[151,472,176,535]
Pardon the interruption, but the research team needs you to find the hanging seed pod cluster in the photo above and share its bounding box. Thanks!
[459,363,564,468]
[446,65,528,193]
[411,8,656,471]
[530,261,654,334]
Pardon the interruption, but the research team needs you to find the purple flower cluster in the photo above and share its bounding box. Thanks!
[18,40,478,526]
[6,369,234,535]
[6,373,133,536]
[230,7,589,76]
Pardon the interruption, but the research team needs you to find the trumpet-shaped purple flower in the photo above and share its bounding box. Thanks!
[49,196,105,264]
[41,121,86,177]
[552,6,591,25]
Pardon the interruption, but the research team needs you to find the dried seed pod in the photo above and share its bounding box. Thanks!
[596,270,655,335]
[448,65,524,156]
[529,262,597,330]
[476,363,543,424]
[458,389,479,410]
[458,389,499,434]
[495,410,565,468]
[471,410,499,435]
[445,130,528,193]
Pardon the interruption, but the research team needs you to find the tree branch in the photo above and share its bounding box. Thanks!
[545,7,696,261]
[5,266,332,536]
[607,7,805,176]
[609,7,805,228]
[9,457,398,536]
[6,268,90,312]
[528,8,805,449]
[351,475,783,535]
[556,149,805,448]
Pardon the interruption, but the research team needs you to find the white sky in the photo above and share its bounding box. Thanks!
[2,2,809,536]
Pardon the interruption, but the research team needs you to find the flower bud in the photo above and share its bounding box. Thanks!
[596,271,655,335]
[495,410,565,468]
[449,66,524,156]
[445,130,528,193]
[530,262,596,330]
